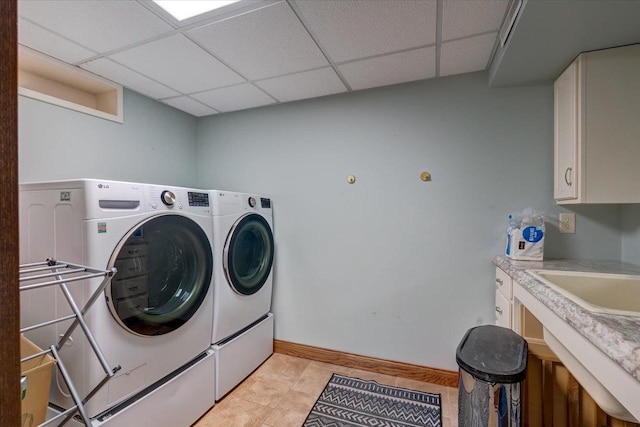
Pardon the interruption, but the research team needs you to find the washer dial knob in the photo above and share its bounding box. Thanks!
[248,196,257,208]
[161,190,176,206]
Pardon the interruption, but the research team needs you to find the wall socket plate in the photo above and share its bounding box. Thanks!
[559,213,576,234]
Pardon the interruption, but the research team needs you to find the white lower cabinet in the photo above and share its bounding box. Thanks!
[495,289,511,328]
[494,267,513,327]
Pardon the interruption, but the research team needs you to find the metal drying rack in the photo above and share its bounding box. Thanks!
[20,258,121,427]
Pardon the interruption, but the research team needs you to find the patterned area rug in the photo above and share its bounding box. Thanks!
[302,374,442,427]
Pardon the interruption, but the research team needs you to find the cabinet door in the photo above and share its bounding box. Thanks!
[495,267,512,300]
[582,44,640,203]
[495,289,511,328]
[554,60,579,201]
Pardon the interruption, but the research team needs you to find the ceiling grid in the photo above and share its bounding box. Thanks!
[17,0,511,117]
[435,0,443,78]
[285,0,353,92]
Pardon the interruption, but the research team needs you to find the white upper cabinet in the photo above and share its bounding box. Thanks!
[554,60,579,200]
[554,44,640,204]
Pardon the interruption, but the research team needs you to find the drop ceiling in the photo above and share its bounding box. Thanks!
[489,0,640,87]
[17,0,509,117]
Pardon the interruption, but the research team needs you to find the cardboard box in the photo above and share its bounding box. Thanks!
[20,335,56,427]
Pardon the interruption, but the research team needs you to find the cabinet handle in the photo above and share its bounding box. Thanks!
[564,167,573,186]
[495,306,503,315]
[495,278,503,286]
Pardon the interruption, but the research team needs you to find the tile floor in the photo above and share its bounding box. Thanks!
[193,353,459,427]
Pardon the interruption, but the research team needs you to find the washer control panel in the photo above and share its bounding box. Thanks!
[188,192,210,207]
[147,187,210,212]
[161,190,176,206]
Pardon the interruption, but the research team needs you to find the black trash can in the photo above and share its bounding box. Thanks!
[456,325,528,427]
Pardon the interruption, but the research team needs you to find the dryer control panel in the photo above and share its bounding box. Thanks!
[246,196,271,210]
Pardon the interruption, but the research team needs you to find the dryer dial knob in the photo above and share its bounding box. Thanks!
[248,196,257,208]
[161,190,176,206]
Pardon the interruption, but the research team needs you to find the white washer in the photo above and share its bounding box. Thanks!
[20,179,215,419]
[209,190,275,400]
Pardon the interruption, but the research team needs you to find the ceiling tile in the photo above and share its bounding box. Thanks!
[109,34,245,95]
[440,33,497,77]
[442,0,509,42]
[18,0,174,54]
[338,47,436,91]
[256,68,347,103]
[80,58,180,100]
[191,84,276,113]
[161,96,218,117]
[186,2,328,80]
[293,0,437,63]
[18,19,97,64]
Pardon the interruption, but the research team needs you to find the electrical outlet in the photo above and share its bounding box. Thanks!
[559,213,576,234]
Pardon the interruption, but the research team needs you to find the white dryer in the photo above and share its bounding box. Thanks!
[20,179,215,419]
[209,190,275,400]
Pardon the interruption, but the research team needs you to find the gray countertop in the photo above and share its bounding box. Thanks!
[493,256,640,382]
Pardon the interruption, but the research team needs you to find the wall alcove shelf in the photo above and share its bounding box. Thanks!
[20,258,120,427]
[18,46,123,123]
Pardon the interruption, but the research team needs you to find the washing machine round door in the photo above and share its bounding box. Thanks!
[224,213,274,296]
[107,214,213,336]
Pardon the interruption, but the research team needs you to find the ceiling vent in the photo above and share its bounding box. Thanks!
[500,0,523,47]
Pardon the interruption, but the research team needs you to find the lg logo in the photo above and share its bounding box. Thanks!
[97,184,110,189]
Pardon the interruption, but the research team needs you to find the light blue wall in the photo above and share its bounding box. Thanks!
[18,73,626,371]
[196,72,622,371]
[621,205,640,264]
[19,89,198,187]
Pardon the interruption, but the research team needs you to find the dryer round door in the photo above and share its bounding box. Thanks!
[224,213,274,296]
[107,214,213,336]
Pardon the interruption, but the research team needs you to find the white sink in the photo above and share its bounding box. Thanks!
[521,268,640,422]
[526,269,640,317]
[544,328,637,422]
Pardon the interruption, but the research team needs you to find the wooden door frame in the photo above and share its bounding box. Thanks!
[0,0,20,425]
